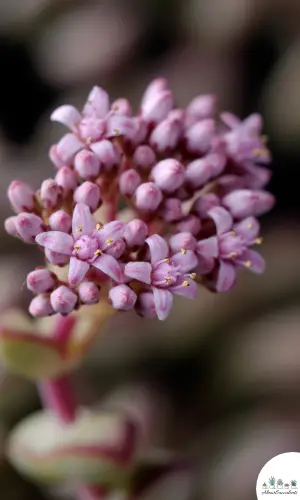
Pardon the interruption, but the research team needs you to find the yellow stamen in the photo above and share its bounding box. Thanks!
[114,129,120,136]
[86,136,92,144]
[244,260,252,268]
[189,273,196,280]
[106,238,113,245]
[182,280,190,287]
[255,237,263,245]
[74,245,81,254]
[247,222,253,229]
[94,249,103,256]
[180,248,187,255]
[163,258,170,263]
[76,226,83,232]
[230,230,236,236]
[230,252,237,259]
[96,222,103,230]
[113,105,119,111]
[165,276,173,285]
[252,147,269,158]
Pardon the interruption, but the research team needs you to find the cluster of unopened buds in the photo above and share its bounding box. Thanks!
[5,78,274,321]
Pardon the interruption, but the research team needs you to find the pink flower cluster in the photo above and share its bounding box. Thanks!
[4,79,275,320]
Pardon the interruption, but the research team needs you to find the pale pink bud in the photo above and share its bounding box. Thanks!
[141,78,168,105]
[217,174,246,196]
[4,216,18,237]
[168,108,185,122]
[186,94,216,121]
[151,159,185,193]
[8,180,35,213]
[185,153,225,188]
[49,144,66,169]
[109,284,137,311]
[130,117,147,146]
[106,115,137,141]
[29,295,54,317]
[191,193,220,219]
[135,291,156,318]
[55,167,78,194]
[133,145,156,171]
[185,119,215,154]
[27,269,56,294]
[45,248,69,266]
[150,117,181,152]
[223,189,275,219]
[169,232,197,253]
[15,213,45,243]
[105,239,126,259]
[50,285,78,315]
[111,98,132,116]
[49,210,72,232]
[90,140,121,172]
[134,182,163,212]
[74,150,100,180]
[159,198,182,221]
[141,90,173,125]
[123,219,148,247]
[73,182,101,212]
[78,282,100,305]
[176,215,201,235]
[40,179,62,209]
[119,169,141,196]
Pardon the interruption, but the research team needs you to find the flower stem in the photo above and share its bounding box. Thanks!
[37,315,105,500]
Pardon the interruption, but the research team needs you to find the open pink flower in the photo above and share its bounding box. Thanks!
[124,234,198,320]
[196,206,265,292]
[36,204,125,286]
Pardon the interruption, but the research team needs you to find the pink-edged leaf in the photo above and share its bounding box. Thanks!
[72,203,95,240]
[50,105,81,131]
[35,231,73,255]
[152,287,173,321]
[146,235,169,265]
[124,262,152,285]
[68,257,90,286]
[92,253,122,282]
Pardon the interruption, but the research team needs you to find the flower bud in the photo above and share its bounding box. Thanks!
[168,108,185,122]
[169,232,197,253]
[135,182,163,212]
[185,119,215,154]
[105,239,126,259]
[56,133,83,164]
[50,286,78,315]
[79,117,105,142]
[49,144,66,169]
[111,98,132,116]
[74,182,101,212]
[119,169,141,196]
[40,179,62,209]
[141,78,168,105]
[90,140,121,172]
[217,174,245,196]
[151,159,184,193]
[135,291,156,318]
[176,215,201,235]
[123,219,148,247]
[15,213,45,243]
[141,89,173,125]
[29,295,54,317]
[185,153,225,188]
[191,193,220,219]
[109,284,137,311]
[74,150,100,180]
[49,210,72,233]
[27,269,56,294]
[83,86,110,118]
[4,216,18,237]
[45,248,70,266]
[186,94,216,121]
[223,189,275,219]
[133,145,156,171]
[130,117,147,146]
[78,282,100,305]
[106,114,137,141]
[55,167,78,194]
[8,180,35,213]
[150,117,181,152]
[159,198,182,221]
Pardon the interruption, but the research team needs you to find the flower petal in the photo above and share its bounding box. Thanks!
[124,262,152,284]
[152,287,173,321]
[82,86,110,119]
[195,255,215,275]
[92,254,122,282]
[220,112,241,129]
[196,236,218,259]
[235,249,265,274]
[216,260,236,292]
[56,134,83,163]
[68,257,90,286]
[146,235,169,265]
[208,206,233,235]
[234,217,260,243]
[35,231,73,255]
[171,250,198,273]
[96,221,126,247]
[50,105,81,131]
[72,204,95,240]
[170,278,197,299]
[106,114,137,140]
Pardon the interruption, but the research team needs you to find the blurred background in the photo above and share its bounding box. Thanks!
[1,0,300,498]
